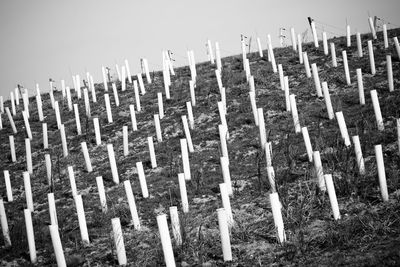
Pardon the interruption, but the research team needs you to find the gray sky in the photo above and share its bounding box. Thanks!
[0,0,399,98]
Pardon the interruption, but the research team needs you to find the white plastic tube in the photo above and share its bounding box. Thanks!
[73,104,82,135]
[346,25,351,47]
[0,199,11,247]
[134,81,141,112]
[186,102,194,130]
[356,69,365,105]
[375,145,388,201]
[303,52,311,77]
[157,93,164,119]
[342,51,351,85]
[9,135,16,162]
[322,82,334,119]
[311,63,323,97]
[43,123,48,149]
[104,94,113,123]
[323,32,328,55]
[217,208,233,261]
[49,225,66,267]
[335,112,351,146]
[257,108,267,149]
[60,124,68,157]
[169,206,182,246]
[129,105,138,131]
[370,90,384,131]
[313,151,326,191]
[330,43,337,67]
[387,55,393,92]
[154,114,162,143]
[75,195,90,243]
[219,183,234,227]
[284,77,290,112]
[123,126,129,156]
[96,176,107,212]
[112,83,120,107]
[180,138,191,181]
[352,135,365,175]
[48,193,58,225]
[45,154,52,186]
[182,116,194,152]
[81,142,93,172]
[297,34,303,63]
[93,117,101,145]
[269,193,286,243]
[289,94,301,133]
[324,174,341,220]
[24,171,34,211]
[220,157,233,195]
[112,218,127,265]
[107,144,119,184]
[148,137,157,168]
[123,180,141,230]
[157,214,176,267]
[24,209,37,263]
[368,40,376,75]
[4,170,13,202]
[356,32,363,57]
[178,173,189,213]
[25,138,33,174]
[383,24,388,48]
[302,127,313,162]
[136,162,149,198]
[68,166,78,197]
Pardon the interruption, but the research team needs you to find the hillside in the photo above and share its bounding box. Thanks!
[0,27,400,266]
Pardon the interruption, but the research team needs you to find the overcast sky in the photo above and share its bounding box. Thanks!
[0,0,399,98]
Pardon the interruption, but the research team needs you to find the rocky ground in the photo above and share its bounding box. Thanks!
[0,28,400,266]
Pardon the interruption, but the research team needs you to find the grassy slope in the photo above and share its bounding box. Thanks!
[0,28,400,266]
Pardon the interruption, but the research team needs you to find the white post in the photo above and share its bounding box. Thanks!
[129,105,138,131]
[177,173,190,214]
[323,32,329,55]
[3,171,12,202]
[398,118,400,156]
[302,127,313,162]
[330,43,337,67]
[322,82,334,119]
[269,193,286,243]
[107,144,119,184]
[104,94,113,123]
[370,90,384,131]
[357,32,363,57]
[289,94,301,133]
[217,208,232,261]
[148,136,157,168]
[249,91,258,126]
[9,135,16,162]
[45,154,52,186]
[81,142,93,172]
[0,199,11,247]
[0,95,3,113]
[189,80,196,107]
[368,40,376,75]
[313,151,326,191]
[219,124,229,158]
[257,108,267,149]
[352,135,365,175]
[169,206,182,246]
[90,76,96,103]
[157,93,164,119]
[134,81,141,112]
[278,64,284,91]
[346,24,351,47]
[48,193,58,225]
[368,17,377,39]
[182,116,194,153]
[36,94,44,122]
[342,51,351,85]
[311,21,319,47]
[375,145,388,201]
[102,66,108,91]
[218,101,228,135]
[60,124,68,157]
[220,156,233,195]
[124,180,141,230]
[93,117,101,145]
[74,195,89,243]
[112,83,120,107]
[207,39,215,64]
[219,183,234,227]
[136,162,149,198]
[297,34,303,63]
[186,101,194,130]
[41,123,48,149]
[125,59,132,84]
[49,225,66,267]
[267,34,277,73]
[383,24,388,48]
[121,66,126,91]
[137,73,146,95]
[303,52,311,78]
[387,55,393,92]
[356,69,365,105]
[10,92,16,116]
[244,58,251,82]
[311,63,323,97]
[221,86,226,113]
[73,104,82,135]
[5,108,16,133]
[394,37,400,60]
[267,166,276,191]
[24,209,37,263]
[83,88,90,117]
[324,174,341,220]
[75,75,82,99]
[157,214,176,267]
[123,126,129,156]
[22,111,32,140]
[115,64,121,82]
[96,176,107,212]
[24,171,34,211]
[25,138,33,174]
[66,86,72,111]
[67,166,78,197]
[290,27,297,51]
[257,37,263,57]
[112,218,127,265]
[143,58,152,84]
[180,138,191,181]
[284,76,291,112]
[335,112,351,146]
[154,114,162,142]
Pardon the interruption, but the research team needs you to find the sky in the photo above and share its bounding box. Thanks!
[0,0,399,98]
